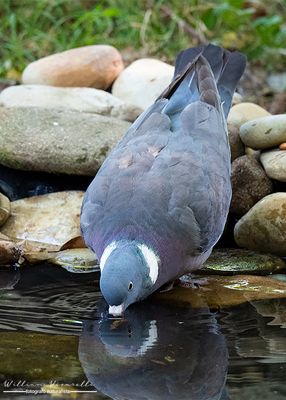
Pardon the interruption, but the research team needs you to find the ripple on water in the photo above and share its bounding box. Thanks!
[0,265,285,400]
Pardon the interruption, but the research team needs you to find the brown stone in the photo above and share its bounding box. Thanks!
[234,192,286,256]
[228,122,245,161]
[22,45,124,89]
[1,191,84,252]
[279,143,286,150]
[230,155,273,215]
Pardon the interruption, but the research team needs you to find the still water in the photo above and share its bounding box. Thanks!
[0,265,285,400]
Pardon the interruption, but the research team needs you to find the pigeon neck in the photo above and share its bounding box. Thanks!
[100,239,160,286]
[99,225,186,280]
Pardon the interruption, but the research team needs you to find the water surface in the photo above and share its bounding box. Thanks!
[0,265,285,399]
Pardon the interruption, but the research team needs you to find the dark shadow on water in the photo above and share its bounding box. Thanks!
[0,164,93,200]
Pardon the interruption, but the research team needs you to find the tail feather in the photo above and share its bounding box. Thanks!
[159,44,246,120]
[217,50,246,115]
[173,46,203,77]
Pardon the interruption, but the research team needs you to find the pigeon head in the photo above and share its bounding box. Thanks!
[99,241,159,316]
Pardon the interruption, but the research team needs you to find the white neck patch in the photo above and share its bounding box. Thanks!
[100,241,160,285]
[100,241,117,272]
[137,244,159,284]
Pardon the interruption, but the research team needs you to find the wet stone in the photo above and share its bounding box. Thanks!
[159,275,286,308]
[24,248,99,274]
[198,248,285,275]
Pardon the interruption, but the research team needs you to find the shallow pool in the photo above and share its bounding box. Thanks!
[0,265,285,400]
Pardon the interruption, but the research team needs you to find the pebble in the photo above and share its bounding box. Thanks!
[230,155,272,215]
[0,107,130,175]
[198,248,285,275]
[0,85,142,122]
[260,149,286,182]
[240,114,286,150]
[1,191,84,252]
[22,45,123,89]
[24,248,99,273]
[279,143,286,150]
[234,193,286,256]
[228,122,245,161]
[227,102,270,128]
[47,248,99,273]
[112,58,174,109]
[0,193,10,226]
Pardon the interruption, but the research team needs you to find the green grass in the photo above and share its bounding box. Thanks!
[1,0,286,79]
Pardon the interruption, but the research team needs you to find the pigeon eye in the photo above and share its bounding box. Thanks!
[128,281,133,291]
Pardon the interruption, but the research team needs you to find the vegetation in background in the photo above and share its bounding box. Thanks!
[1,0,286,79]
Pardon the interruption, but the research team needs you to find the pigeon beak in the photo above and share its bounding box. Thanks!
[108,304,124,317]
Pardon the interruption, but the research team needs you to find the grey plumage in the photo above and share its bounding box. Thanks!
[81,44,246,311]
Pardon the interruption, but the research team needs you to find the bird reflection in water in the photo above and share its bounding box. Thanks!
[79,300,229,400]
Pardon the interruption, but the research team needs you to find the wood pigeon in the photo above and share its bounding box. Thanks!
[81,44,246,315]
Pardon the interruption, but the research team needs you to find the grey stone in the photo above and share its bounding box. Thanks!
[260,149,286,182]
[240,114,286,150]
[0,85,142,122]
[0,107,130,175]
